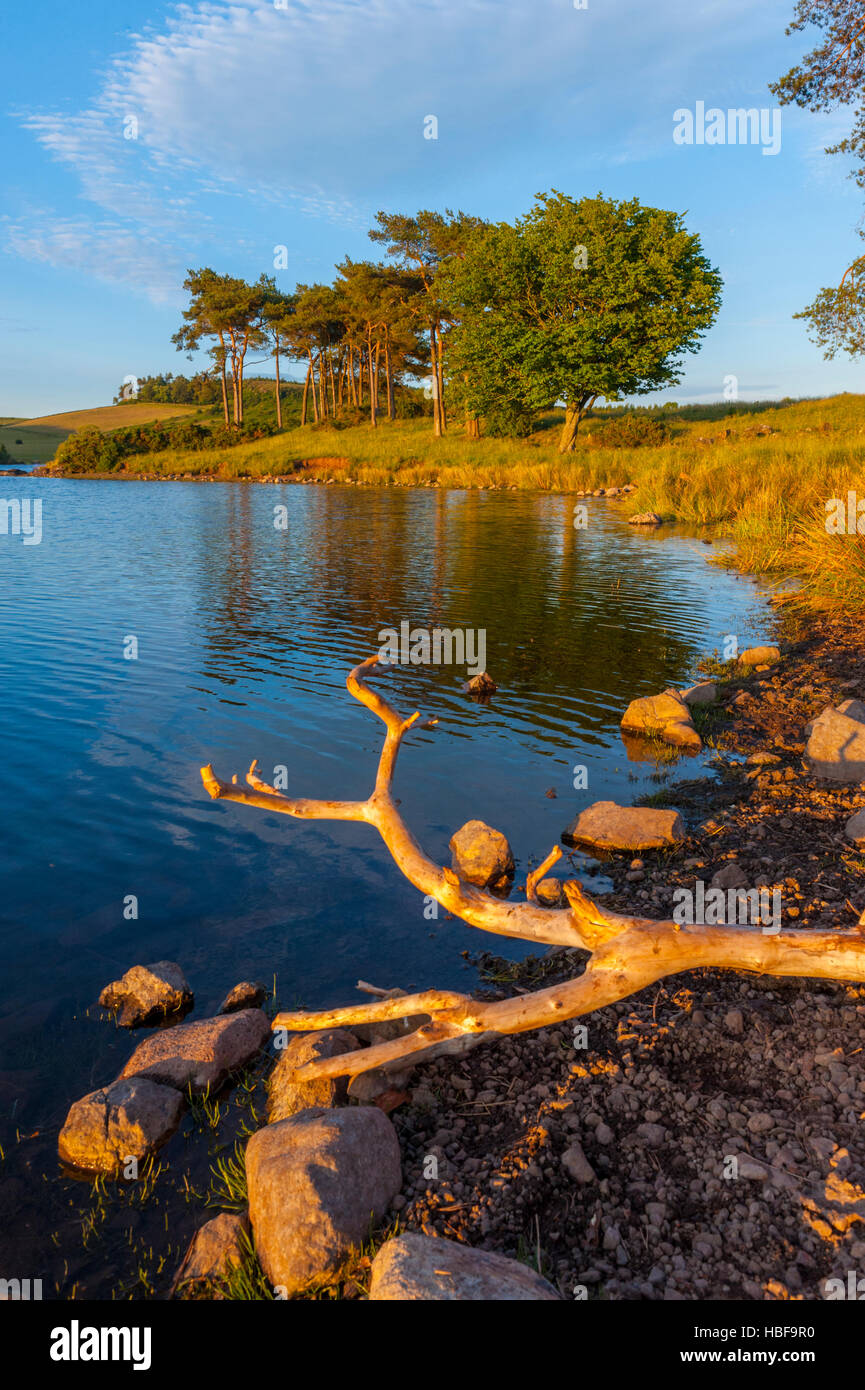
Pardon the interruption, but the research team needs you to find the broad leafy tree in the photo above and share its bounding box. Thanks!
[442,192,722,451]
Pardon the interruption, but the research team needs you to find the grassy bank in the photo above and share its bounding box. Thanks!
[53,392,865,612]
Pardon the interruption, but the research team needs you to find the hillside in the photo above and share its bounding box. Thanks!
[0,402,202,465]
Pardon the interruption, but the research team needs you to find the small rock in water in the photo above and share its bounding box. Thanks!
[58,1076,184,1174]
[99,960,192,1027]
[680,681,717,707]
[738,646,781,668]
[449,819,515,895]
[462,671,497,697]
[620,689,702,751]
[117,1009,270,1093]
[219,981,267,1014]
[627,512,663,526]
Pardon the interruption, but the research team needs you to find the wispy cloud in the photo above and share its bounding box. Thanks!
[5,217,185,304]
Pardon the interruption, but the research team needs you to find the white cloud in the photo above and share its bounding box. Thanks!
[9,0,792,290]
[5,218,185,304]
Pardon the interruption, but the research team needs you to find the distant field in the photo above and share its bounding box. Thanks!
[0,402,201,464]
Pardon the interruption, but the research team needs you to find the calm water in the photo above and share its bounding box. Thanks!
[0,479,772,1287]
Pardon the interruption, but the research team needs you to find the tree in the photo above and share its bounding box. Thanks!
[369,209,487,437]
[442,192,722,453]
[771,2,865,356]
[201,657,865,1085]
[173,269,266,427]
[257,276,297,429]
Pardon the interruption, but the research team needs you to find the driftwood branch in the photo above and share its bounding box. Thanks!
[201,656,865,1083]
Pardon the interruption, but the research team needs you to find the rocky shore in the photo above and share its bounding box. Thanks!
[53,608,865,1299]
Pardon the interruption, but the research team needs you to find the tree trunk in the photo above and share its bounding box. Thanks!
[328,351,337,414]
[317,352,327,420]
[301,362,312,426]
[558,403,581,453]
[274,343,282,430]
[431,322,445,436]
[368,333,377,428]
[385,336,394,421]
[219,354,229,427]
[435,324,446,433]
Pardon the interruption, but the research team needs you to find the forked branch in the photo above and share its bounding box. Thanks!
[201,657,865,1083]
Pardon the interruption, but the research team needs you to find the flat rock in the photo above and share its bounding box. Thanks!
[219,981,267,1014]
[58,1076,184,1174]
[806,705,865,782]
[628,512,663,526]
[449,819,514,894]
[564,800,684,853]
[172,1212,249,1295]
[99,961,192,1027]
[367,1232,561,1300]
[267,1028,360,1121]
[680,681,717,707]
[738,646,781,667]
[620,689,702,751]
[117,1009,270,1093]
[246,1106,401,1295]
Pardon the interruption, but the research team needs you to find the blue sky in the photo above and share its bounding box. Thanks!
[1,0,863,416]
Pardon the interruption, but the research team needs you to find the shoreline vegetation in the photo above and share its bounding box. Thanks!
[39,391,865,614]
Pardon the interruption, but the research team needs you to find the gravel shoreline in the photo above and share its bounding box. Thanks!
[392,609,865,1301]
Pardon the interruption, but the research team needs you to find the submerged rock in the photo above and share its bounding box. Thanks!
[98,961,192,1027]
[58,1076,184,1174]
[564,800,685,853]
[246,1106,401,1295]
[117,1009,270,1093]
[368,1233,561,1300]
[267,1028,360,1122]
[620,689,702,751]
[449,819,515,894]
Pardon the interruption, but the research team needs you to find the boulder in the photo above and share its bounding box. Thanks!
[219,981,267,1014]
[368,1233,561,1300]
[117,1009,270,1093]
[172,1212,250,1295]
[58,1076,184,1174]
[806,704,865,782]
[99,961,192,1027]
[846,808,865,846]
[346,1065,413,1104]
[620,689,702,751]
[838,698,865,723]
[563,800,684,853]
[680,681,717,707]
[449,820,515,894]
[246,1107,401,1295]
[267,1029,360,1122]
[738,646,781,668]
[627,512,663,526]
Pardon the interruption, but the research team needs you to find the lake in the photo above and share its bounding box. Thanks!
[0,479,771,1288]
